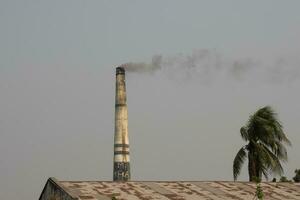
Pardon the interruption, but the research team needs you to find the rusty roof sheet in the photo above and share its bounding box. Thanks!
[55,179,300,200]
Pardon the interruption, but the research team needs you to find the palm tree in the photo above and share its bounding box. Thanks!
[233,106,291,181]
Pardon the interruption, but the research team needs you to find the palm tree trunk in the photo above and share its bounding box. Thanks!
[248,151,257,181]
[256,159,262,181]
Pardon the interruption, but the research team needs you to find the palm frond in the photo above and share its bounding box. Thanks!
[233,146,247,180]
[261,144,284,176]
[254,142,284,177]
[240,127,249,141]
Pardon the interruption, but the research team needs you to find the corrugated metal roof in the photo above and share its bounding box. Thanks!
[54,179,300,200]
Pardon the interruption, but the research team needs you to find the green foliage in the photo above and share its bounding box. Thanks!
[233,106,291,181]
[111,194,119,200]
[252,178,264,200]
[255,183,264,200]
[293,169,300,182]
[279,176,292,182]
[253,176,262,183]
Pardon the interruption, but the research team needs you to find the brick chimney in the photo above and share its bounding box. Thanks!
[113,66,130,181]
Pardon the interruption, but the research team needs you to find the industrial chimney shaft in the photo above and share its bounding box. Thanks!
[113,66,131,181]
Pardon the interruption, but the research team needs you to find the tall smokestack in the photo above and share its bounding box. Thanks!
[113,66,131,181]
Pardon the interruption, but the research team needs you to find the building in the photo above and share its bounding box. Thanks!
[39,177,300,200]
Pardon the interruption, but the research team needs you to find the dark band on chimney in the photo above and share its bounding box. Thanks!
[115,103,126,107]
[114,151,130,155]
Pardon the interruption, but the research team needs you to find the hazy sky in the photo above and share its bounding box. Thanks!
[1,1,300,199]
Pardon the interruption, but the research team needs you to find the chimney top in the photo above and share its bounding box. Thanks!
[116,66,125,75]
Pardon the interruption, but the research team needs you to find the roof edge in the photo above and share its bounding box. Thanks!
[39,177,79,200]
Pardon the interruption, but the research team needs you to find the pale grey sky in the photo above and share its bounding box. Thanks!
[1,1,300,199]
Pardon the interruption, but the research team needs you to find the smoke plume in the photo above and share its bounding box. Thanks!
[121,49,300,83]
[121,55,162,74]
